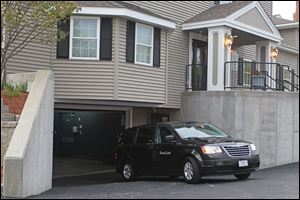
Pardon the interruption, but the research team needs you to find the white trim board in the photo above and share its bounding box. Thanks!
[276,22,299,29]
[74,7,176,29]
[182,1,282,43]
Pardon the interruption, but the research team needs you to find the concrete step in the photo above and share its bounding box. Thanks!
[1,113,15,121]
[1,104,9,113]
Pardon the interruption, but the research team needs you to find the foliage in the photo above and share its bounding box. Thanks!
[2,82,28,97]
[1,1,79,85]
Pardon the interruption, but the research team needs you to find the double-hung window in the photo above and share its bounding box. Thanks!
[135,23,154,66]
[243,59,252,87]
[70,16,100,60]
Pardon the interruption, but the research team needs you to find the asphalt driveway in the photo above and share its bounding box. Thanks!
[3,163,299,199]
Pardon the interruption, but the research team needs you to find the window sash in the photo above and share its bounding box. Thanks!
[135,23,154,66]
[69,16,100,60]
[243,60,252,86]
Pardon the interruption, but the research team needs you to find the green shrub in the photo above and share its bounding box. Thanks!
[2,82,28,97]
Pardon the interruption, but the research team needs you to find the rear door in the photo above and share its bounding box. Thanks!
[133,125,156,174]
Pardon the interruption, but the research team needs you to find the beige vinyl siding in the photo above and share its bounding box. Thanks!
[125,1,214,108]
[53,16,116,100]
[236,45,256,61]
[277,51,299,85]
[279,29,299,50]
[118,18,167,104]
[6,40,52,74]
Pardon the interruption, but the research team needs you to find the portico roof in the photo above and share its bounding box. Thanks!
[182,1,282,43]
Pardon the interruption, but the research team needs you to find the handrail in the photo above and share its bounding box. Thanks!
[224,61,299,92]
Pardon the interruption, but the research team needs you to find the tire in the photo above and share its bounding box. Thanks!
[121,161,136,181]
[234,173,251,180]
[183,157,201,184]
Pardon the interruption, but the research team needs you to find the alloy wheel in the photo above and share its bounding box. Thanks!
[184,161,194,181]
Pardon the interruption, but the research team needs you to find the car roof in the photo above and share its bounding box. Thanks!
[128,121,205,129]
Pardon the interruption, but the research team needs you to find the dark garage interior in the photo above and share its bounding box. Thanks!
[53,109,125,178]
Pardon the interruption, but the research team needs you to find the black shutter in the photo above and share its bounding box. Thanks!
[126,21,135,63]
[153,27,161,67]
[57,19,70,59]
[100,17,112,60]
[238,58,243,85]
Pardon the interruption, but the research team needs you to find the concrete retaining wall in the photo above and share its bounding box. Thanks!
[7,72,36,92]
[182,91,299,169]
[3,70,54,198]
[1,122,17,167]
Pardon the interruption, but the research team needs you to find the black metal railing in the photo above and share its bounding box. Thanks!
[224,61,299,92]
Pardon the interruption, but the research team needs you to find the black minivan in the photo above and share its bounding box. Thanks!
[115,121,260,184]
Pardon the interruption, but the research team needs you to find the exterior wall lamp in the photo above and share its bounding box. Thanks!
[270,47,279,59]
[224,35,234,47]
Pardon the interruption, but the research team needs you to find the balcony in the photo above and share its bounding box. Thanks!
[186,62,299,92]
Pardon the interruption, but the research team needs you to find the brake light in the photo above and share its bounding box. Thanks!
[114,151,118,160]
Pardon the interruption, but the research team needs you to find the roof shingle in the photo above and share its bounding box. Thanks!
[183,1,252,24]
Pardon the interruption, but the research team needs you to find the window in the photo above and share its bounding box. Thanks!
[156,126,174,144]
[118,127,137,144]
[243,59,252,86]
[283,68,291,90]
[135,23,154,66]
[70,16,100,59]
[136,126,155,144]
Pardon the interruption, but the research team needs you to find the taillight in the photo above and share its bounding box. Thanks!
[114,150,118,160]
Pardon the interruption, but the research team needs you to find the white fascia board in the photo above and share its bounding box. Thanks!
[227,21,282,43]
[182,19,225,30]
[276,23,299,29]
[74,7,176,29]
[277,46,299,55]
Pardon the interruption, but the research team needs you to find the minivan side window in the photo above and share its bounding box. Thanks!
[136,126,155,144]
[156,126,174,144]
[119,127,137,144]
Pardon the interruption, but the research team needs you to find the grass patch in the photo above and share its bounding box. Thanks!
[2,82,28,97]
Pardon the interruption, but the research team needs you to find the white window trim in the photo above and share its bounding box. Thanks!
[134,23,154,66]
[69,16,100,60]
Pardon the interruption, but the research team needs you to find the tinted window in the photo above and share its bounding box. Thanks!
[156,126,174,144]
[136,126,155,144]
[118,127,137,144]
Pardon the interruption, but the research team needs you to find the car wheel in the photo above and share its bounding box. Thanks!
[234,173,251,180]
[122,161,136,181]
[183,157,201,184]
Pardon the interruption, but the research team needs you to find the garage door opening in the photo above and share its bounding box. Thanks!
[53,110,125,179]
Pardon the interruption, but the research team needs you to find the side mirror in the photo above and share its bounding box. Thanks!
[165,135,176,143]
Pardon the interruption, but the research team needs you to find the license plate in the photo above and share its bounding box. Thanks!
[238,160,248,167]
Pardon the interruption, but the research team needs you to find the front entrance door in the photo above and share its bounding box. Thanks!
[192,39,208,91]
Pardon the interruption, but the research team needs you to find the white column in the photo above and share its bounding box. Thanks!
[207,26,232,91]
[256,41,278,89]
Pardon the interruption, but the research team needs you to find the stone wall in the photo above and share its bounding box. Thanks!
[182,90,299,169]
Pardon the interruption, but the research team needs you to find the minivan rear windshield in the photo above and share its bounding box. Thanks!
[172,122,229,139]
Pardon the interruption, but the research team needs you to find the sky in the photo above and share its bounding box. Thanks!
[273,1,296,20]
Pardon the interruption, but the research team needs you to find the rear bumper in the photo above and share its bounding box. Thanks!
[201,155,260,175]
